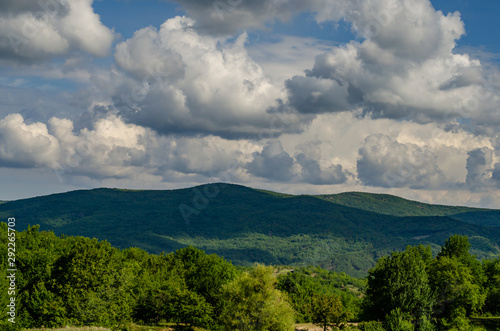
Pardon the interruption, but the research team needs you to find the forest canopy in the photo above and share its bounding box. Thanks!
[1,223,499,331]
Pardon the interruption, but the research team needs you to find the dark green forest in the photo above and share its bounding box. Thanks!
[1,223,500,331]
[1,184,500,278]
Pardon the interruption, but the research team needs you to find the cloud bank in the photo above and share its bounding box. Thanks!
[0,0,500,207]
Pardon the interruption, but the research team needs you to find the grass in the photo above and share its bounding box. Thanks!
[23,324,210,331]
[23,325,329,331]
[23,327,112,331]
[20,319,500,331]
[295,323,361,330]
[295,323,323,330]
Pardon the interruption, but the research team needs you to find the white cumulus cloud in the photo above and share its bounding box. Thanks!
[0,0,114,64]
[357,134,445,188]
[112,16,298,138]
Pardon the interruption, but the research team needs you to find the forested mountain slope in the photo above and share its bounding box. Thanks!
[1,183,499,277]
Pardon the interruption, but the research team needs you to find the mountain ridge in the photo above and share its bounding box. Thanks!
[1,183,499,277]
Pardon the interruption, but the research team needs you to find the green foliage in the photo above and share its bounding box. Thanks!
[171,288,214,328]
[1,186,500,330]
[418,314,436,331]
[277,266,364,323]
[384,308,414,331]
[219,264,296,331]
[130,246,236,329]
[469,317,500,331]
[310,293,349,331]
[357,321,386,331]
[11,225,69,329]
[0,224,235,329]
[364,245,434,321]
[363,235,499,331]
[438,235,473,260]
[430,237,487,324]
[317,192,473,218]
[171,246,238,310]
[132,263,184,325]
[446,307,471,330]
[46,237,134,328]
[482,258,500,315]
[430,256,485,320]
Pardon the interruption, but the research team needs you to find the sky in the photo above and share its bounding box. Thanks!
[0,0,500,208]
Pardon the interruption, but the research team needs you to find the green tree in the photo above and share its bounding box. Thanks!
[437,235,485,286]
[430,256,485,322]
[482,258,500,314]
[49,237,133,327]
[430,236,486,326]
[437,235,472,261]
[277,269,319,322]
[277,266,364,323]
[171,246,237,310]
[171,288,214,327]
[384,308,414,331]
[132,254,181,325]
[310,293,348,331]
[363,245,434,321]
[14,225,67,328]
[18,282,66,328]
[132,260,214,329]
[219,264,296,331]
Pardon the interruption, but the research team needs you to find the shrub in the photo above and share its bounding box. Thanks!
[384,308,414,331]
[357,321,386,331]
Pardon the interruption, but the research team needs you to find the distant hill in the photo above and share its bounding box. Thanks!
[1,183,499,277]
[317,192,474,217]
[319,192,500,227]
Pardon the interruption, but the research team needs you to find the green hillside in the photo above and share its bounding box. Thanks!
[1,183,499,277]
[318,191,476,217]
[318,191,500,227]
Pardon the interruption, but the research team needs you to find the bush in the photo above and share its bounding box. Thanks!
[219,265,296,331]
[357,321,385,331]
[417,315,435,331]
[384,308,414,331]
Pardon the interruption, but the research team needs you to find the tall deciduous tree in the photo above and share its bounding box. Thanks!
[49,237,133,327]
[436,235,485,285]
[437,235,471,259]
[364,245,434,321]
[430,256,485,318]
[171,246,237,309]
[310,293,348,331]
[14,225,67,328]
[219,264,296,331]
[483,258,500,314]
[430,235,486,326]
